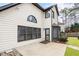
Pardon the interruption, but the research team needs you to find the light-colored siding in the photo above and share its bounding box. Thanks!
[0,3,58,52]
[43,10,52,41]
[0,3,45,52]
[52,6,58,24]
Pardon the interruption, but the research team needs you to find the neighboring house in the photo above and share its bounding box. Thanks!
[0,3,59,52]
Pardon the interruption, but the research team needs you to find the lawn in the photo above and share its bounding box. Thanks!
[67,37,79,47]
[64,47,79,56]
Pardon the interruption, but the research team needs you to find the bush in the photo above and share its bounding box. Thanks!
[59,37,67,42]
[78,36,79,40]
[58,32,68,42]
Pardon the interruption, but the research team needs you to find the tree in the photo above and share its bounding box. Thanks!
[70,23,79,32]
[60,8,73,24]
[74,3,79,8]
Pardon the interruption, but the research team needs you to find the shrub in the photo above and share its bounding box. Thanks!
[78,36,79,40]
[58,32,68,42]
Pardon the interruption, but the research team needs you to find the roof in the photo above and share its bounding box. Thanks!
[0,3,59,15]
[32,3,59,15]
[32,3,54,11]
[55,5,59,16]
[0,3,20,11]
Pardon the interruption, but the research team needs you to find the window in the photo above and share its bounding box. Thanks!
[52,11,54,18]
[45,11,50,18]
[27,15,37,23]
[37,28,41,38]
[32,28,37,39]
[26,27,32,40]
[18,26,41,42]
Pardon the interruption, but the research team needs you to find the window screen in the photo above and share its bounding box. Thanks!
[18,26,41,42]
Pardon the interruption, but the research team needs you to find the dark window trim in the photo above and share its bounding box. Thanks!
[45,11,50,18]
[27,15,37,23]
[52,10,54,18]
[45,28,50,41]
[18,25,41,42]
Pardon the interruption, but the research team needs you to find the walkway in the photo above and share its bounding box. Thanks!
[16,42,66,56]
[67,45,79,50]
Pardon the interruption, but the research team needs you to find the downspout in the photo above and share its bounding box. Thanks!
[50,9,53,42]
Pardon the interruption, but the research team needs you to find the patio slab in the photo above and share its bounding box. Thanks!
[16,42,67,56]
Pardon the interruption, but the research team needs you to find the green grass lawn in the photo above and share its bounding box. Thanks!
[64,47,79,56]
[67,37,79,47]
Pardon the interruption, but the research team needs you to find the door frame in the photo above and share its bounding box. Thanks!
[45,28,50,41]
[52,26,60,40]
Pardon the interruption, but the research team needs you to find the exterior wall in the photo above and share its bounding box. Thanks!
[52,6,58,25]
[0,3,45,51]
[0,3,58,52]
[51,6,59,41]
[43,7,59,41]
[43,10,52,41]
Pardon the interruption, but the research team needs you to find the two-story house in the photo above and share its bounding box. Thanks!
[0,3,60,52]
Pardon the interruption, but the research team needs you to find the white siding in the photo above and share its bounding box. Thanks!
[43,10,52,41]
[0,3,45,51]
[0,3,58,52]
[52,6,58,24]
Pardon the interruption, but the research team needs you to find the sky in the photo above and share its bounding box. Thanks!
[38,3,55,9]
[57,3,74,11]
[57,3,74,23]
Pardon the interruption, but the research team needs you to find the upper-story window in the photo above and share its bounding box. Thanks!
[45,11,50,18]
[27,15,37,23]
[52,11,54,18]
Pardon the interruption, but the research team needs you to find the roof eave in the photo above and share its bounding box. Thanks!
[55,4,59,16]
[0,3,20,11]
[0,3,59,14]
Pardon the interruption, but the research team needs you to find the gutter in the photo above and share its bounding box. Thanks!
[0,3,20,11]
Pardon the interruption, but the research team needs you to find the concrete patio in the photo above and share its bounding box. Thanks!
[16,42,67,56]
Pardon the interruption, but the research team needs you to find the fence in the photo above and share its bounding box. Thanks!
[67,32,79,37]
